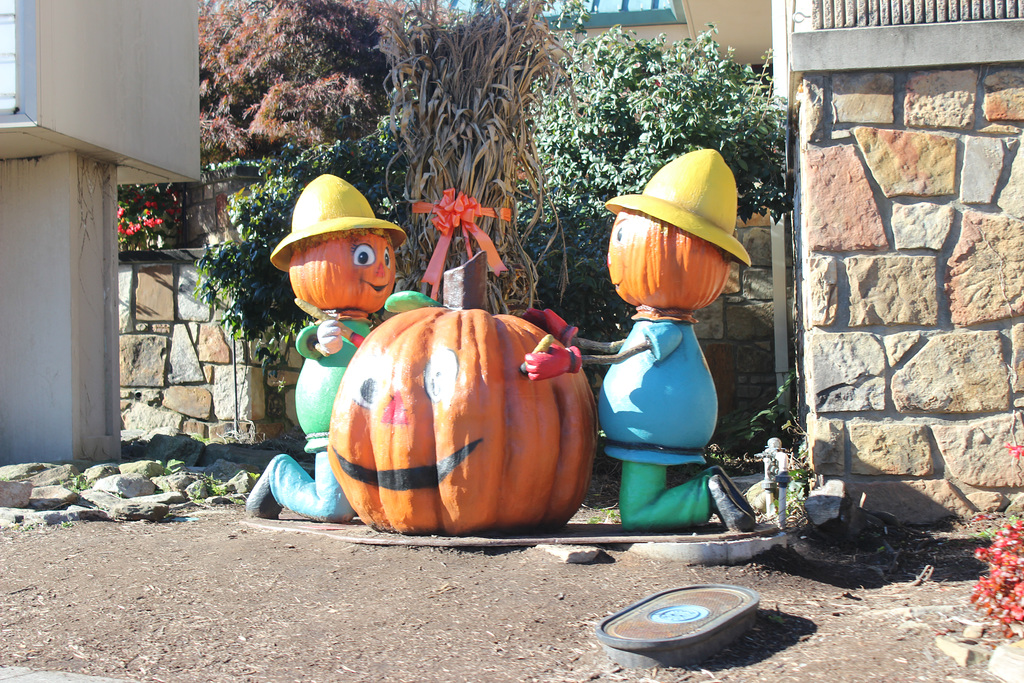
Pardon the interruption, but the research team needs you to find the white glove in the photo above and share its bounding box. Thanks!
[316,319,348,356]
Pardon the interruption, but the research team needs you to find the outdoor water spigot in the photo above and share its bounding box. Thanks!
[759,438,791,527]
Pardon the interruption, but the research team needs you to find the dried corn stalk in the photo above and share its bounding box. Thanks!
[381,0,564,313]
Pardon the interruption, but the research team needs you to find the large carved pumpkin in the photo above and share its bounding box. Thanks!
[326,306,598,535]
[288,231,396,317]
[607,209,730,315]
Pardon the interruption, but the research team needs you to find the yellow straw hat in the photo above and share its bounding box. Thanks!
[605,149,751,266]
[270,175,407,271]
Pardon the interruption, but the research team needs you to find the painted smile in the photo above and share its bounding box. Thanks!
[362,280,387,293]
[331,438,483,491]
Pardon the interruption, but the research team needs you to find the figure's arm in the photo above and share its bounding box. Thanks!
[522,337,652,380]
[576,337,626,353]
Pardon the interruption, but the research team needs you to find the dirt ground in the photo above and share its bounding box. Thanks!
[0,495,1012,683]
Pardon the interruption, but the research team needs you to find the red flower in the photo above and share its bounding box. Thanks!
[1007,443,1024,461]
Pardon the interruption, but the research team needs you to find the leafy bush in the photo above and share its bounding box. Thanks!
[529,24,790,341]
[972,518,1024,636]
[195,127,405,365]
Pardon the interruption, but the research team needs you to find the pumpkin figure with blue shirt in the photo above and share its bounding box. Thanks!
[523,149,757,532]
[246,174,406,524]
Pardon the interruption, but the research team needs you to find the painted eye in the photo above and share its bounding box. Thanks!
[616,225,624,242]
[383,248,391,268]
[353,244,376,266]
[344,355,384,409]
[423,348,459,405]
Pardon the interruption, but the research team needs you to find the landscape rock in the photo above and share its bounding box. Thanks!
[205,496,236,505]
[152,472,198,493]
[804,479,851,528]
[78,489,126,511]
[144,433,205,468]
[0,507,25,526]
[66,505,112,522]
[118,460,165,478]
[28,486,79,510]
[935,635,990,667]
[0,463,46,480]
[1007,493,1024,516]
[23,509,80,526]
[131,491,188,505]
[989,641,1024,682]
[185,480,211,500]
[534,544,605,564]
[966,491,1006,514]
[92,473,156,499]
[203,456,264,481]
[225,471,258,495]
[108,499,169,522]
[25,464,81,488]
[0,480,33,508]
[83,464,120,484]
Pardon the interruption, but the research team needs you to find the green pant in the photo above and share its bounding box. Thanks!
[619,461,714,532]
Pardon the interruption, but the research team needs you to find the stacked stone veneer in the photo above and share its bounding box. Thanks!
[694,213,792,415]
[117,253,301,441]
[798,65,1024,522]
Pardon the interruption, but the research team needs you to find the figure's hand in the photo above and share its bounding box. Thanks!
[522,308,578,346]
[316,320,364,355]
[523,345,582,381]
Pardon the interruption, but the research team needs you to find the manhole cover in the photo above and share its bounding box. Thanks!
[595,584,760,668]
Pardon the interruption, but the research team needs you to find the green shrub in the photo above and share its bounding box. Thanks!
[528,24,790,341]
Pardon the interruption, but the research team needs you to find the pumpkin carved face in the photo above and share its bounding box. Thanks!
[288,231,396,316]
[327,307,597,535]
[607,210,730,314]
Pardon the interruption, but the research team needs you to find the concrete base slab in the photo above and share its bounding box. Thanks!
[627,531,789,564]
[241,516,786,565]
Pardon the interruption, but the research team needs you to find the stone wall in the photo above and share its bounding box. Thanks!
[695,213,792,416]
[797,63,1024,522]
[117,251,300,441]
[180,165,260,248]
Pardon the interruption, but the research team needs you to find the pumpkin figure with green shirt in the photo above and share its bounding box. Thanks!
[246,174,406,523]
[523,149,757,532]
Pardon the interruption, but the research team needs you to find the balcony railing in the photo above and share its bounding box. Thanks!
[812,0,1021,28]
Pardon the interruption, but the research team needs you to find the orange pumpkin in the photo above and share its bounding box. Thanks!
[288,230,396,317]
[326,307,598,535]
[607,209,730,315]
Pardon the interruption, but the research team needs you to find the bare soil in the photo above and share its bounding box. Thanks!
[0,493,1011,683]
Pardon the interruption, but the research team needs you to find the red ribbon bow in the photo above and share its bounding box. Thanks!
[412,189,510,299]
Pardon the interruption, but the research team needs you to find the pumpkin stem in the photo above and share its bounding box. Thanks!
[442,251,488,311]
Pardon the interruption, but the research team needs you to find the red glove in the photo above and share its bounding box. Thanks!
[523,345,582,381]
[522,308,578,346]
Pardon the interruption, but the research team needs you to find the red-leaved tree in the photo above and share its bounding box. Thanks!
[200,0,390,163]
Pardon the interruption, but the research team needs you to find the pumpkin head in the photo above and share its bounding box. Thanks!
[288,231,396,317]
[607,209,730,314]
[327,307,597,535]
